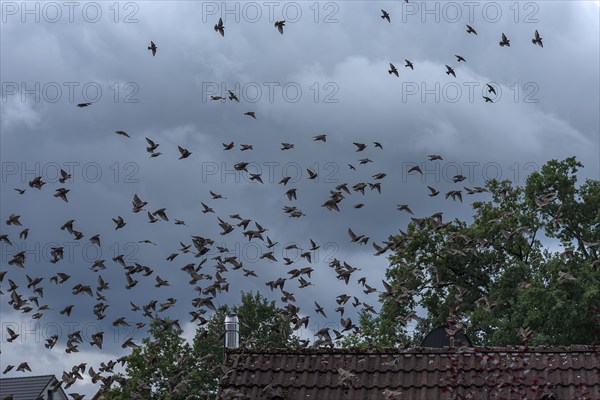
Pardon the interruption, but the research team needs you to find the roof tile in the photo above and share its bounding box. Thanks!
[219,346,600,400]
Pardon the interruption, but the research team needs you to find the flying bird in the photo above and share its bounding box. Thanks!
[275,20,285,34]
[214,17,225,36]
[54,188,70,202]
[145,137,159,153]
[404,59,413,70]
[486,84,496,95]
[115,130,130,138]
[285,188,297,201]
[201,202,214,214]
[210,191,226,200]
[396,204,414,215]
[112,216,126,230]
[483,96,494,103]
[499,32,510,47]
[427,186,440,196]
[16,362,31,372]
[244,112,256,119]
[228,90,239,102]
[381,9,390,22]
[6,327,19,342]
[90,234,101,246]
[152,208,169,221]
[532,29,543,47]
[148,40,157,56]
[455,55,466,62]
[466,24,477,35]
[6,214,22,226]
[76,102,91,108]
[59,168,71,183]
[0,234,12,245]
[178,146,192,159]
[132,194,147,213]
[388,63,399,77]
[445,65,456,77]
[353,142,367,151]
[315,302,327,317]
[408,165,422,174]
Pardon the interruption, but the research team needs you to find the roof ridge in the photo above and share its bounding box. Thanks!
[225,345,600,355]
[0,374,56,380]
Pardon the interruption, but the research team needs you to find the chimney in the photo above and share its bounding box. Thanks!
[224,314,239,349]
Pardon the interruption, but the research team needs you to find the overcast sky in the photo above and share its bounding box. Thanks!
[1,0,599,396]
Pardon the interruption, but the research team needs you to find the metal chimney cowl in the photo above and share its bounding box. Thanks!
[224,313,239,349]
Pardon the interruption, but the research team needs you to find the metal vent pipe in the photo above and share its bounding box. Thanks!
[224,314,239,349]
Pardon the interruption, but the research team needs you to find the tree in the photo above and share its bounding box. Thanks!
[191,291,300,396]
[345,157,600,347]
[100,291,299,399]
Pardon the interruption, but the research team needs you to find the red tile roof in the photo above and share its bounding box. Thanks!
[219,346,600,400]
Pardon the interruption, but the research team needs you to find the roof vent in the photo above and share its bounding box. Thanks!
[224,314,239,349]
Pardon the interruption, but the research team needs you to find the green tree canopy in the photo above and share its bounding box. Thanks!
[100,290,299,399]
[344,157,600,348]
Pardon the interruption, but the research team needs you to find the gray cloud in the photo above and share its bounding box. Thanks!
[1,1,598,397]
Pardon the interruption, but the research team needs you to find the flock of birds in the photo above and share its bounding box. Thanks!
[0,5,555,400]
[383,15,544,103]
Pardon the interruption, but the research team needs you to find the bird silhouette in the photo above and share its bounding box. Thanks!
[275,20,285,34]
[228,90,239,102]
[427,186,440,197]
[408,165,423,174]
[214,18,225,36]
[54,188,70,202]
[532,30,543,47]
[353,142,367,151]
[178,146,192,159]
[112,216,126,230]
[148,41,157,56]
[466,24,477,35]
[115,130,130,138]
[381,9,390,22]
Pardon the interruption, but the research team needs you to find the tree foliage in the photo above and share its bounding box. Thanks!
[100,291,298,399]
[346,157,600,347]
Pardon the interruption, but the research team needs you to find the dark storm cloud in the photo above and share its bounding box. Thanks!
[1,1,598,396]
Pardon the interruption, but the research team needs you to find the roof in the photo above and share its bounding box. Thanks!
[219,346,600,400]
[0,374,63,400]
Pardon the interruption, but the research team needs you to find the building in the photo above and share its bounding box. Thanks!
[218,345,600,399]
[0,375,68,400]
